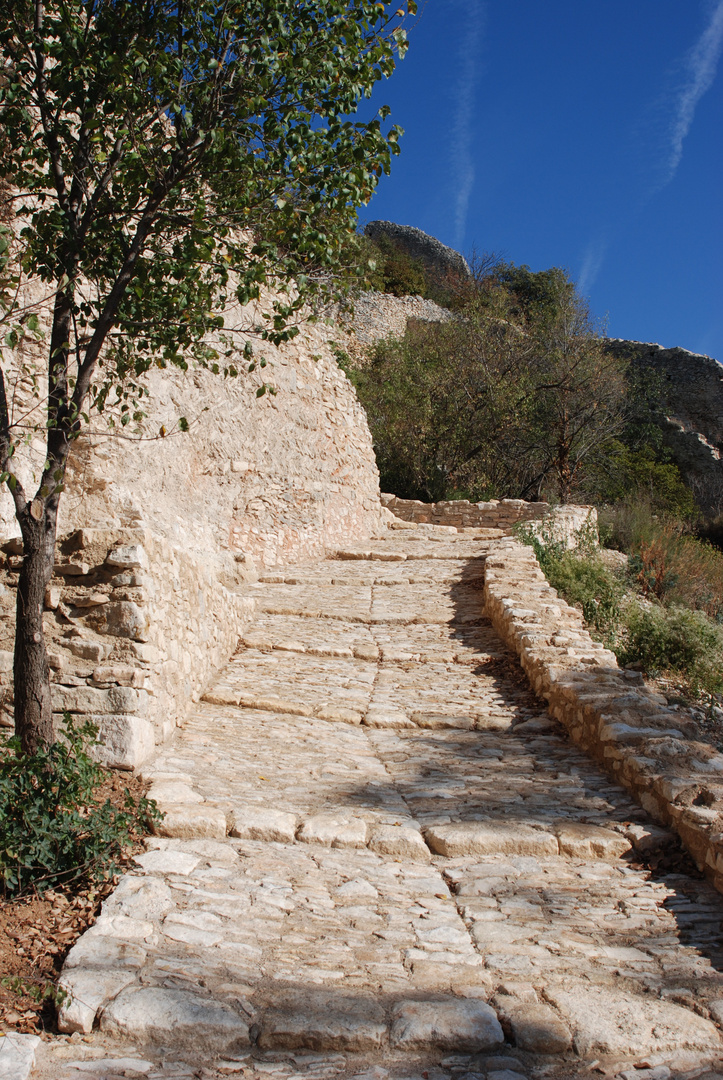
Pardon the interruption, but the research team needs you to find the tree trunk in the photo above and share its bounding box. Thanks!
[14,505,57,755]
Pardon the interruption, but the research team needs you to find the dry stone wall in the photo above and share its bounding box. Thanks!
[383,493,596,544]
[1,527,255,769]
[483,537,723,897]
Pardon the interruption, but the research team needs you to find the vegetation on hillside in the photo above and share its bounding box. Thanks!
[344,247,701,522]
[518,505,723,711]
[343,261,632,504]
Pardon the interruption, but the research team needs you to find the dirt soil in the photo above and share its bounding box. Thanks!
[0,770,151,1036]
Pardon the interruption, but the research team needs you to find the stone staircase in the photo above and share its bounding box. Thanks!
[28,526,723,1080]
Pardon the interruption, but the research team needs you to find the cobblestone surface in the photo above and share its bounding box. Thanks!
[33,528,723,1080]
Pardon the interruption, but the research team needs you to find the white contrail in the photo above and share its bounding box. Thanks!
[578,232,610,296]
[451,0,485,249]
[661,0,723,186]
[578,3,723,292]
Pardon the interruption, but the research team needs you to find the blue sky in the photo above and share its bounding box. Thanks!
[361,1,723,359]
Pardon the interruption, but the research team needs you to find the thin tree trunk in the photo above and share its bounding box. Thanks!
[14,506,55,754]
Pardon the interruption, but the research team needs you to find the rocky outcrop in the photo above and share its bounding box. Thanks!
[364,220,471,281]
[604,339,723,513]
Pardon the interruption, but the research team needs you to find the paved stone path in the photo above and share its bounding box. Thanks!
[32,527,723,1080]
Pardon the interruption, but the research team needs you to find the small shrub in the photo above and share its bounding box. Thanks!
[0,716,161,897]
[602,499,723,620]
[618,604,723,696]
[516,523,624,639]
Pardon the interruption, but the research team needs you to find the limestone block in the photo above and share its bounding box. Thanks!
[66,639,107,662]
[412,712,476,730]
[425,821,559,858]
[106,544,149,570]
[90,714,155,770]
[147,781,204,806]
[95,601,150,641]
[228,806,298,843]
[63,935,147,970]
[163,911,225,947]
[297,814,368,848]
[545,984,721,1055]
[202,688,241,706]
[154,803,227,840]
[103,876,175,921]
[258,992,387,1051]
[58,968,137,1033]
[315,705,363,725]
[494,996,571,1053]
[364,708,414,728]
[369,825,431,862]
[133,848,200,875]
[554,822,632,861]
[53,684,145,716]
[101,987,250,1053]
[389,998,503,1052]
[0,1032,40,1080]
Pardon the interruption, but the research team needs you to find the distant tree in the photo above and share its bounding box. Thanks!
[346,269,628,504]
[0,0,413,753]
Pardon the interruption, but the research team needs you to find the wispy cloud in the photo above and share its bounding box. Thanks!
[578,2,723,293]
[451,0,485,249]
[578,232,611,296]
[658,0,723,189]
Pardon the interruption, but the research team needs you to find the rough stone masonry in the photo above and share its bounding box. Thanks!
[23,520,723,1080]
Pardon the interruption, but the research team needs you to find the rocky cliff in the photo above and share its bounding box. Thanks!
[604,339,723,514]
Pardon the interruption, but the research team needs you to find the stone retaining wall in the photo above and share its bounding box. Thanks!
[383,493,596,544]
[1,527,255,770]
[483,537,723,895]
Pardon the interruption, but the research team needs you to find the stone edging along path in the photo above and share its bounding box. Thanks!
[484,537,723,896]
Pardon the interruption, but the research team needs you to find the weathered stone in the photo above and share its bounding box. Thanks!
[63,936,147,971]
[58,968,137,1033]
[66,638,107,662]
[258,993,387,1051]
[545,984,721,1055]
[103,876,175,921]
[494,996,571,1053]
[425,822,559,858]
[364,708,414,728]
[96,600,150,641]
[315,705,363,725]
[53,683,145,715]
[62,1060,154,1075]
[369,825,431,862]
[389,999,504,1052]
[554,822,632,861]
[412,712,476,729]
[101,987,250,1052]
[147,780,204,805]
[0,1032,40,1080]
[228,806,298,843]
[297,814,368,848]
[106,544,149,570]
[154,803,227,839]
[133,848,200,875]
[91,714,155,770]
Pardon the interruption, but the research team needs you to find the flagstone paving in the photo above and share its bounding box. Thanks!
[31,528,723,1080]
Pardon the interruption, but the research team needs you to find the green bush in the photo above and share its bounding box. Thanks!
[0,716,161,897]
[601,499,723,620]
[518,525,623,639]
[618,604,723,695]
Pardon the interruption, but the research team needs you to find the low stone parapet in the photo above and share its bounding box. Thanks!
[382,493,596,545]
[482,537,723,894]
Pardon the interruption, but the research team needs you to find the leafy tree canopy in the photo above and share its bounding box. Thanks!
[0,0,413,752]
